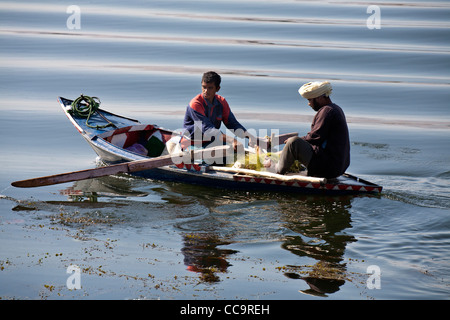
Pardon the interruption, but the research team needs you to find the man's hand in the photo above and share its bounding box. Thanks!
[263,157,272,168]
[248,135,269,149]
[247,134,257,147]
[232,138,243,151]
[222,134,242,151]
[263,156,277,173]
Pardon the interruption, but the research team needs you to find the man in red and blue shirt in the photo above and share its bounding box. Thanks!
[183,71,257,148]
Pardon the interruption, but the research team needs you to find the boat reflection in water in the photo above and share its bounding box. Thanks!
[181,233,238,283]
[59,175,149,202]
[61,176,362,295]
[279,196,354,296]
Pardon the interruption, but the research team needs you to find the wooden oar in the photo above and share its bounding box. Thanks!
[272,132,297,145]
[11,132,297,189]
[11,145,229,188]
[254,132,298,149]
[209,166,326,184]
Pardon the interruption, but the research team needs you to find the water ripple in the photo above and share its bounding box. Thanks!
[2,28,449,55]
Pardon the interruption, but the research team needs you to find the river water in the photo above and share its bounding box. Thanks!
[0,0,449,301]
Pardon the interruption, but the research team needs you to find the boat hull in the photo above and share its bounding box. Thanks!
[59,96,382,195]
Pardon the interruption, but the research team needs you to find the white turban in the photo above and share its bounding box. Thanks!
[298,81,332,99]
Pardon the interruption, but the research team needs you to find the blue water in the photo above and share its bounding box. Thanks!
[0,0,449,301]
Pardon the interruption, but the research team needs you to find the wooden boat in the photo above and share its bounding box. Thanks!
[58,96,382,195]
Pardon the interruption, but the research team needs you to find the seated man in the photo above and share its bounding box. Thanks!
[265,81,350,179]
[183,71,257,150]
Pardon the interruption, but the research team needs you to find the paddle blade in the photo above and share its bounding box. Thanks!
[11,163,133,188]
[11,145,230,188]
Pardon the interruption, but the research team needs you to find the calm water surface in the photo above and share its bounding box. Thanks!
[0,0,449,300]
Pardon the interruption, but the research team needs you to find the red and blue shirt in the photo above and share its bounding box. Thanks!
[183,94,246,139]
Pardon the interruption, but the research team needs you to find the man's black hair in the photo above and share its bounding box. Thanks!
[202,71,221,87]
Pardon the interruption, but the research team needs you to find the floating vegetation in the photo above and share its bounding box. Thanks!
[49,208,124,228]
[0,259,12,271]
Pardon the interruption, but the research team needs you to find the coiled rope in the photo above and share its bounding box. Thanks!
[70,94,115,129]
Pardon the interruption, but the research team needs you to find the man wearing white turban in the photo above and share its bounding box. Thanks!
[265,81,350,179]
